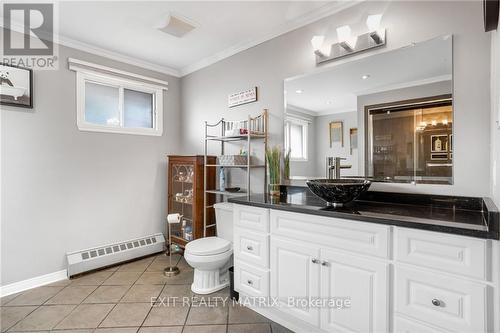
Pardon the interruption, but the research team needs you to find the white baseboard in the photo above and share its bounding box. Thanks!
[0,270,68,297]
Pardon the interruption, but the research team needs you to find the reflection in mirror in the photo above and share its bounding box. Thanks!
[284,35,453,184]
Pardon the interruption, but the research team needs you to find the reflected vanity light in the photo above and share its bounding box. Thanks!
[362,74,371,80]
[312,14,386,65]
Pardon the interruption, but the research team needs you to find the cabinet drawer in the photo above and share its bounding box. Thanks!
[395,267,488,333]
[395,228,488,280]
[234,205,269,233]
[234,260,269,298]
[234,228,269,268]
[395,316,451,333]
[270,210,390,258]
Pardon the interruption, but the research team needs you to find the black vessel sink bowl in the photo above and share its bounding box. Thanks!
[306,179,371,207]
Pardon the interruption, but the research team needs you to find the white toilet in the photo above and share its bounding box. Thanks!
[184,202,233,294]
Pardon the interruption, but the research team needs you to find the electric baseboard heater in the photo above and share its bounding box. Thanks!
[66,233,165,277]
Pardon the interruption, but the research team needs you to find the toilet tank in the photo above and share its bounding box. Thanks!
[213,202,233,242]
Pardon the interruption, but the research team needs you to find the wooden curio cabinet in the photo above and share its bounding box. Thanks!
[167,155,216,247]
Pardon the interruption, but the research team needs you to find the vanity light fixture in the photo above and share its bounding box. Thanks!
[442,119,449,125]
[362,74,370,80]
[313,14,386,66]
[431,120,437,126]
[295,89,303,94]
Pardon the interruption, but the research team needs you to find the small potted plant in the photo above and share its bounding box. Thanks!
[266,146,281,196]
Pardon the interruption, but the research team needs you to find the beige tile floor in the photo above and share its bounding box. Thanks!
[1,254,293,333]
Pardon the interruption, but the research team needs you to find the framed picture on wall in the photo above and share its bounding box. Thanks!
[329,121,343,147]
[349,128,358,154]
[430,134,448,153]
[0,63,33,108]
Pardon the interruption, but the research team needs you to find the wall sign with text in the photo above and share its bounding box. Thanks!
[228,87,257,108]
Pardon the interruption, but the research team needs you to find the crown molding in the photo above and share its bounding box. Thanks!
[355,74,452,96]
[1,20,181,77]
[2,1,363,78]
[179,1,363,76]
[58,35,181,77]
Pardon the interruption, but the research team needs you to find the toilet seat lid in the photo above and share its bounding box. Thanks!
[185,237,231,256]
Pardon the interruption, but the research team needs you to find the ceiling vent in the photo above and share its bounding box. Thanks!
[158,13,197,38]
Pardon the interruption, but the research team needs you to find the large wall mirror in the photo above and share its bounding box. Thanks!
[284,35,453,185]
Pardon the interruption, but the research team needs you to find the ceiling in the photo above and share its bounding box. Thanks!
[43,1,352,77]
[285,35,453,115]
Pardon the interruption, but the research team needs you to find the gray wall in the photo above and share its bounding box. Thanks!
[491,30,500,206]
[314,111,358,177]
[180,1,491,197]
[1,42,181,285]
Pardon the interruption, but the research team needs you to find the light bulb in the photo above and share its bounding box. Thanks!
[336,25,352,43]
[310,35,325,51]
[431,120,437,126]
[442,119,448,125]
[366,14,382,32]
[336,25,357,51]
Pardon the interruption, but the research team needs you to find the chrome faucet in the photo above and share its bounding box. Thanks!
[326,157,352,179]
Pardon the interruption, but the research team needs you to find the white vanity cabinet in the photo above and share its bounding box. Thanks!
[232,204,499,333]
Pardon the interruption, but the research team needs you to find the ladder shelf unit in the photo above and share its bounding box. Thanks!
[203,109,269,237]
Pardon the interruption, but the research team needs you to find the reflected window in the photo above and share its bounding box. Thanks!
[285,118,308,161]
[366,95,452,184]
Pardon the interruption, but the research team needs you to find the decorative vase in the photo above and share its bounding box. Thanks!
[268,184,280,197]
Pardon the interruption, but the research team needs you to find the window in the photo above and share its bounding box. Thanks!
[72,60,165,136]
[284,117,308,161]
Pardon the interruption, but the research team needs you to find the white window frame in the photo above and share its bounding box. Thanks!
[284,117,308,161]
[72,62,165,136]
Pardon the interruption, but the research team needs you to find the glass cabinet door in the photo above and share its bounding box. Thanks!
[170,163,194,241]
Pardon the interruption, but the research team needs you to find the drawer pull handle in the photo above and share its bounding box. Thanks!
[431,299,441,307]
[247,280,253,285]
[312,258,320,264]
[246,246,253,251]
[321,261,329,266]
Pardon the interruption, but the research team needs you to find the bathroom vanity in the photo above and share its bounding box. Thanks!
[229,189,500,333]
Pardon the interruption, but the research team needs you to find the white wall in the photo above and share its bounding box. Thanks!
[1,41,181,285]
[180,1,491,197]
[491,29,500,206]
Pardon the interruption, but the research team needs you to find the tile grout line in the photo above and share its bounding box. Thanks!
[48,271,119,331]
[1,255,152,332]
[3,281,76,332]
[93,265,149,330]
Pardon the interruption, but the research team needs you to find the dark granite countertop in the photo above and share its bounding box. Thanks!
[228,187,500,240]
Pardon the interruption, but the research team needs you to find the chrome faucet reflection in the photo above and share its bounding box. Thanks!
[326,157,352,179]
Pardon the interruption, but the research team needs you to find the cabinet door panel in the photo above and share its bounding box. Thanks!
[320,248,389,333]
[270,236,321,326]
